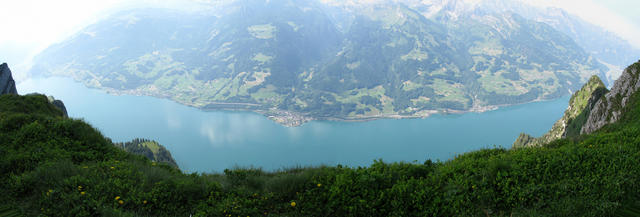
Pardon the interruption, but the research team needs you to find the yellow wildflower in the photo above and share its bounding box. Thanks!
[48,189,53,193]
[291,201,296,207]
[118,200,124,205]
[115,196,121,200]
[80,191,86,195]
[317,183,322,187]
[143,200,147,204]
[110,166,115,170]
[77,186,83,190]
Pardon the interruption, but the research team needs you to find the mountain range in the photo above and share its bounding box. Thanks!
[29,0,638,126]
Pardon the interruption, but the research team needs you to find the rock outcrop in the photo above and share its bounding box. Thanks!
[581,61,640,134]
[114,138,178,168]
[514,75,608,147]
[0,63,18,95]
[47,96,68,118]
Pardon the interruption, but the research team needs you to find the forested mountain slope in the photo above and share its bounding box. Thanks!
[31,0,608,126]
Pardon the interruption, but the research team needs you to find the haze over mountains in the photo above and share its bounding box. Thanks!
[29,0,639,125]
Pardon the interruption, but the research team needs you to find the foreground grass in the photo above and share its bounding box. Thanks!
[1,93,640,216]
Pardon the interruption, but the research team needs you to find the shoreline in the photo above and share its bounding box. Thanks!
[34,76,566,127]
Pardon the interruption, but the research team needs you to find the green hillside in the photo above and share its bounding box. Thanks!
[3,63,640,216]
[30,0,607,126]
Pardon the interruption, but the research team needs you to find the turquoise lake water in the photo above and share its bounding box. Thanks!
[18,77,569,173]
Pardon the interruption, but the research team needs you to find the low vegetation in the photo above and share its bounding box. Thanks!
[2,89,640,216]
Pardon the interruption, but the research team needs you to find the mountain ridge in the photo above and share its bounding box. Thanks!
[514,59,640,147]
[30,0,607,126]
[582,60,640,134]
[513,75,608,147]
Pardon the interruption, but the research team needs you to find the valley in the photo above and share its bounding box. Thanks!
[29,0,635,126]
[3,59,640,216]
[3,0,640,215]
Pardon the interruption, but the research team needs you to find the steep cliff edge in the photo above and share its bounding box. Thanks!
[514,75,608,147]
[0,63,18,95]
[581,61,640,134]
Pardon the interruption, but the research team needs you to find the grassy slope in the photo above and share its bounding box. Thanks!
[1,91,640,216]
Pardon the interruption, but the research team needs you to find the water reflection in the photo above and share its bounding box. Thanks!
[17,77,569,173]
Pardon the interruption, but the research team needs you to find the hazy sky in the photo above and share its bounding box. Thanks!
[1,0,639,79]
[530,0,640,48]
[0,0,208,78]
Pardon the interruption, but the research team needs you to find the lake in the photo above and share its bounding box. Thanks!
[18,77,569,173]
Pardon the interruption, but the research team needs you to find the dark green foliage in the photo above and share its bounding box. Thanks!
[0,94,64,117]
[0,205,22,217]
[3,88,640,216]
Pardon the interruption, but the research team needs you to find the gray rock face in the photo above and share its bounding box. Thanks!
[581,61,640,134]
[0,63,18,95]
[513,75,608,148]
[47,96,68,118]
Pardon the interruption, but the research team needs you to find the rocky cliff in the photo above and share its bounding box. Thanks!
[0,63,18,95]
[514,75,608,147]
[581,61,640,134]
[514,60,640,147]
